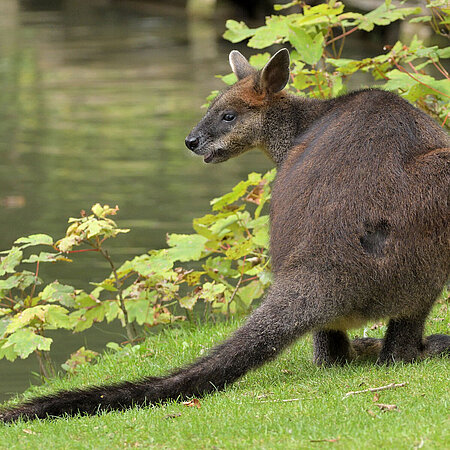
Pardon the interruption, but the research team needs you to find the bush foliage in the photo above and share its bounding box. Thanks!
[0,0,448,378]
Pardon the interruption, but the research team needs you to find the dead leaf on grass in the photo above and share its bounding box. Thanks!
[310,437,340,443]
[367,410,378,418]
[256,392,274,399]
[374,403,398,411]
[370,322,384,330]
[22,429,36,435]
[164,413,182,419]
[373,392,380,402]
[183,398,201,408]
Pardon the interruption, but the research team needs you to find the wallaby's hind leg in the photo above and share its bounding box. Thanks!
[379,316,426,364]
[313,330,355,366]
[348,333,449,363]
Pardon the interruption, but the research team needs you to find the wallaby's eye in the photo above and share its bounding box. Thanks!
[222,112,236,122]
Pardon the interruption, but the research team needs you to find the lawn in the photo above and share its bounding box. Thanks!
[1,300,448,449]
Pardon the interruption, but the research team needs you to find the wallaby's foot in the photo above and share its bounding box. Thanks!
[348,334,449,362]
[313,330,355,366]
[378,317,425,364]
[422,334,450,357]
[351,337,383,361]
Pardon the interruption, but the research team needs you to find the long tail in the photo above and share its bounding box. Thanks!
[0,286,312,423]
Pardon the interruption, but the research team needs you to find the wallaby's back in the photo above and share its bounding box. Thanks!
[271,89,449,321]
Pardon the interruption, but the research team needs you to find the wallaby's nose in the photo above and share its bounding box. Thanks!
[185,136,200,151]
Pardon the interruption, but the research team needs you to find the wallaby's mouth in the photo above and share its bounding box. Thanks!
[204,151,215,163]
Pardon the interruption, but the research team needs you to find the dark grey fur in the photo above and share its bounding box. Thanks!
[1,49,448,423]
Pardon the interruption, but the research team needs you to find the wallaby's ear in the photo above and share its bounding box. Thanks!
[259,48,290,94]
[229,50,255,80]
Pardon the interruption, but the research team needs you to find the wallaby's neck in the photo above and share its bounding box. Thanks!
[261,94,332,167]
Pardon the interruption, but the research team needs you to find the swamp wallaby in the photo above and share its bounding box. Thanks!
[1,49,449,423]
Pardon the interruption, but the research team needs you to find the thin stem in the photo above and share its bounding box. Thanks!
[100,248,137,341]
[35,347,55,380]
[227,256,247,317]
[431,59,449,79]
[374,66,389,80]
[407,61,419,74]
[29,261,40,301]
[392,60,450,99]
[325,25,359,46]
[314,71,325,98]
[337,24,346,59]
[67,248,100,254]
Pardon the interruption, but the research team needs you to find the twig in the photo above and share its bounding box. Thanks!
[342,382,407,399]
[29,261,40,300]
[227,255,246,317]
[325,25,359,46]
[258,397,303,403]
[100,248,137,341]
[392,61,450,99]
[431,59,449,79]
[67,248,100,253]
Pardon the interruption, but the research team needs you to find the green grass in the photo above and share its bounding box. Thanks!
[1,301,448,450]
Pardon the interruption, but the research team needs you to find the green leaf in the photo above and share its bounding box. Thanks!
[274,1,299,11]
[5,305,46,334]
[409,16,431,23]
[249,53,271,69]
[166,234,208,262]
[0,247,23,276]
[126,292,156,325]
[360,4,422,32]
[200,282,227,303]
[179,295,198,310]
[44,305,72,329]
[22,252,69,263]
[73,303,105,332]
[436,47,450,59]
[288,26,324,65]
[3,328,52,359]
[0,271,39,294]
[238,280,264,307]
[225,239,253,260]
[0,338,18,361]
[132,252,174,276]
[57,235,80,253]
[14,234,53,249]
[104,301,122,323]
[248,26,280,49]
[62,346,98,373]
[223,20,256,43]
[40,281,75,307]
[211,173,262,210]
[91,203,104,217]
[217,73,237,85]
[90,279,117,292]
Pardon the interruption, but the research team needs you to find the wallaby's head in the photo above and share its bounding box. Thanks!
[185,48,290,163]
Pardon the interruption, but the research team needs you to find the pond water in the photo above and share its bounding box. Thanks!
[0,0,386,401]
